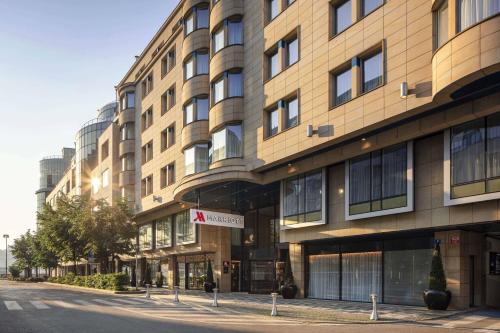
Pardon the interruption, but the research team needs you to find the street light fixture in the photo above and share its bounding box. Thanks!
[3,234,9,278]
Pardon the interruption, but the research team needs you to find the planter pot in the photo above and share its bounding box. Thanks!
[423,289,452,310]
[281,285,297,299]
[204,282,216,293]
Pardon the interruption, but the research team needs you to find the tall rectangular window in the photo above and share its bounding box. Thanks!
[334,0,352,34]
[101,169,109,188]
[363,0,383,16]
[213,77,224,103]
[121,154,134,171]
[185,13,194,35]
[348,143,408,216]
[175,210,195,244]
[161,124,175,151]
[142,108,153,131]
[268,49,279,78]
[160,163,175,188]
[286,37,299,66]
[142,141,153,164]
[283,170,324,225]
[196,51,209,74]
[213,27,225,53]
[334,68,352,105]
[436,2,448,48]
[155,217,172,248]
[269,0,279,21]
[228,19,243,45]
[162,47,176,76]
[285,96,299,129]
[210,124,243,162]
[141,175,153,197]
[184,57,194,80]
[362,51,383,92]
[450,114,500,198]
[459,0,500,32]
[228,71,242,97]
[268,108,279,137]
[139,224,153,250]
[184,144,209,175]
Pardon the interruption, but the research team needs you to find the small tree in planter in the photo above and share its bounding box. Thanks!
[280,253,297,299]
[155,271,163,288]
[144,265,152,286]
[423,242,451,310]
[204,260,216,292]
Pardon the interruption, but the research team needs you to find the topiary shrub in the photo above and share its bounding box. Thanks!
[281,252,298,299]
[155,271,163,288]
[130,267,137,287]
[204,260,215,292]
[429,243,446,291]
[144,265,152,286]
[8,265,21,278]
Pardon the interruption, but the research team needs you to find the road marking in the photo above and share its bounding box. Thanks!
[30,301,50,309]
[73,299,92,306]
[112,298,142,305]
[92,299,121,306]
[4,301,22,310]
[51,300,77,309]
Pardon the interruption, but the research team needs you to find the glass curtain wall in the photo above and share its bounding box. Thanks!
[308,254,340,299]
[341,252,382,302]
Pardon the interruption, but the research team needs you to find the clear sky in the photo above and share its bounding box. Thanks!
[0,0,178,243]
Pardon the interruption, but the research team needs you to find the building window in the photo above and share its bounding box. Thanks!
[142,141,153,164]
[139,224,153,250]
[141,175,153,197]
[101,140,109,161]
[282,169,325,226]
[121,153,135,171]
[334,0,352,35]
[161,85,176,115]
[184,143,209,175]
[459,0,500,32]
[184,95,209,125]
[142,73,153,98]
[333,67,352,105]
[101,169,109,188]
[268,0,279,21]
[120,91,135,110]
[267,108,279,137]
[156,217,172,248]
[120,122,135,141]
[449,114,500,200]
[161,123,176,151]
[211,69,243,104]
[184,49,209,80]
[210,124,243,162]
[141,108,153,131]
[347,142,413,219]
[212,16,243,54]
[160,163,175,188]
[363,0,383,16]
[175,210,196,244]
[184,4,209,35]
[285,36,299,67]
[161,47,176,77]
[435,1,448,49]
[284,96,299,129]
[361,51,383,93]
[267,49,279,79]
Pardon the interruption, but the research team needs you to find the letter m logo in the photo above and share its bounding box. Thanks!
[193,211,205,222]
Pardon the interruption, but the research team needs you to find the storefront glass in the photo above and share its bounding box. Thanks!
[341,251,382,302]
[308,254,340,300]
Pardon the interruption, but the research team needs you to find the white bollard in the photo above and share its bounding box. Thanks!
[173,285,179,303]
[211,288,219,307]
[370,293,379,321]
[271,292,278,316]
[145,284,151,299]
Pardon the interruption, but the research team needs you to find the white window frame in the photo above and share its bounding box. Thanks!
[444,128,500,206]
[344,141,414,221]
[279,168,327,230]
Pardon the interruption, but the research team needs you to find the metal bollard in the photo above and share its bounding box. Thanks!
[173,285,179,303]
[145,284,151,299]
[370,293,379,321]
[211,288,219,307]
[270,292,278,316]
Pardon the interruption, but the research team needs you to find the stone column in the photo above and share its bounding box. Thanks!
[215,226,231,292]
[289,243,305,298]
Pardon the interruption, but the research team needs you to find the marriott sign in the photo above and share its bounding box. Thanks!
[189,209,244,229]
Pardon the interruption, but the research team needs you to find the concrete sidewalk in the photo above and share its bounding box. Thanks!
[145,288,476,323]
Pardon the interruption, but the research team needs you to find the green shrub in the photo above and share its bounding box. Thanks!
[8,265,21,278]
[429,243,447,291]
[63,272,75,284]
[47,273,129,291]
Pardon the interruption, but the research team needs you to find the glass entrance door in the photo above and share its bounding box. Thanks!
[231,261,240,291]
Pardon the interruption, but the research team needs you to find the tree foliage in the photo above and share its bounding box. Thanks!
[10,230,36,277]
[429,242,447,291]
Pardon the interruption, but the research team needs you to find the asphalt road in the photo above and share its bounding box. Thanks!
[0,280,497,333]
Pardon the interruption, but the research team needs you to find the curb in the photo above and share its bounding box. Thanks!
[41,282,145,295]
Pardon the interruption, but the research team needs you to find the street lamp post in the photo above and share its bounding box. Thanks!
[3,234,9,278]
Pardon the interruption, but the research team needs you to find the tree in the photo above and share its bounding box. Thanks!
[32,231,58,276]
[88,198,135,273]
[37,195,92,274]
[10,231,36,277]
[8,265,20,278]
[429,242,447,291]
[205,260,214,287]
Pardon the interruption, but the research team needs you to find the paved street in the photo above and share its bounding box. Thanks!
[1,280,499,333]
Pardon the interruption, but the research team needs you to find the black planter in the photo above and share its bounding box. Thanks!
[423,289,452,310]
[281,285,298,299]
[204,282,216,293]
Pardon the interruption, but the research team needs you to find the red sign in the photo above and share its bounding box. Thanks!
[193,211,206,222]
[450,235,460,245]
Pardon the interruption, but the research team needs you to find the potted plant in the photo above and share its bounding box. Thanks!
[280,253,297,299]
[423,241,452,310]
[155,271,163,288]
[204,260,216,292]
[144,265,152,287]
